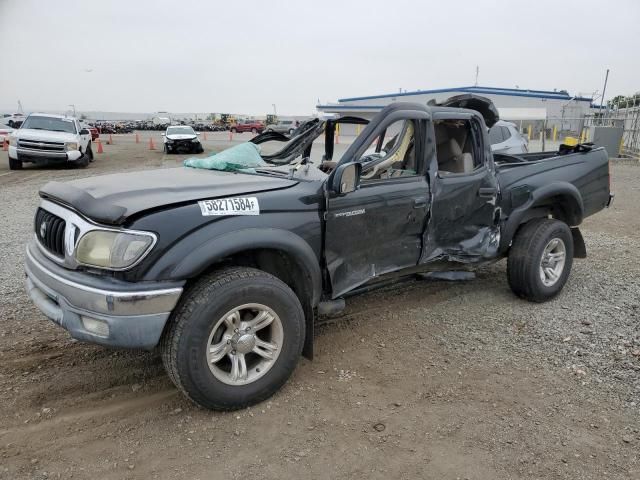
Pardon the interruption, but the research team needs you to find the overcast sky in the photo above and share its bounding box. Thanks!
[1,0,639,115]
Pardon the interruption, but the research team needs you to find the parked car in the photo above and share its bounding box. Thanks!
[24,95,612,410]
[489,120,528,154]
[162,125,204,154]
[3,113,25,128]
[265,120,298,135]
[81,124,100,141]
[7,113,93,170]
[230,120,264,134]
[0,123,14,144]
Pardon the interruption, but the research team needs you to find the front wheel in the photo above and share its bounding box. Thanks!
[507,218,574,302]
[161,267,305,410]
[9,157,22,170]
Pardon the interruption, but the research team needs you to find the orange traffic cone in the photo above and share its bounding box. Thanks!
[148,137,156,150]
[96,139,104,154]
[2,138,7,151]
[135,133,140,144]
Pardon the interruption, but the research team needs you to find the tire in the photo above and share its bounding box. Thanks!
[75,154,89,168]
[9,157,22,170]
[507,218,574,302]
[161,267,305,410]
[251,128,257,134]
[288,129,294,135]
[86,143,94,162]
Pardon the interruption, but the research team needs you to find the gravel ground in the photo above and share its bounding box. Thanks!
[0,138,638,479]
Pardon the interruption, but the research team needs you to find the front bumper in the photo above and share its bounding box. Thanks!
[24,241,184,349]
[10,146,81,162]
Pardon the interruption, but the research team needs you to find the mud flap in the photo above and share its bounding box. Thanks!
[571,227,587,258]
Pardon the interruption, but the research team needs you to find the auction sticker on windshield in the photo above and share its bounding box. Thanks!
[198,197,260,216]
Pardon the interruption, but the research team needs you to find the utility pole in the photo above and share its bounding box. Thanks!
[474,66,479,86]
[599,68,610,124]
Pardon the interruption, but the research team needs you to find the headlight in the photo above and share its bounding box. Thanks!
[65,142,80,151]
[191,137,199,143]
[166,138,174,143]
[75,230,155,269]
[9,136,17,146]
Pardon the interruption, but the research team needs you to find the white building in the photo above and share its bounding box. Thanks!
[317,86,593,136]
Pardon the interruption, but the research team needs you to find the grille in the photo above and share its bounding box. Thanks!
[18,139,65,151]
[35,208,66,257]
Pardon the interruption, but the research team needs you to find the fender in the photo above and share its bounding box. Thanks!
[144,227,322,307]
[500,182,584,253]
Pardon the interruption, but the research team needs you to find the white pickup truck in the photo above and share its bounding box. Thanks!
[8,113,93,170]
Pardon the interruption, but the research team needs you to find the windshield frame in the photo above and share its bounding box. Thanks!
[21,115,77,134]
[166,126,196,136]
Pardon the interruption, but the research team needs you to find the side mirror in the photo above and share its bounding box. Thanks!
[161,133,166,136]
[332,162,361,194]
[79,128,90,135]
[196,132,201,136]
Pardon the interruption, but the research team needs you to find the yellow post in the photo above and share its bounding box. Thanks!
[356,125,361,135]
[618,136,624,156]
[580,128,586,143]
[552,125,557,142]
[527,125,531,140]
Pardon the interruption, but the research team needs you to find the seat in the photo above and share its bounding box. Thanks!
[435,124,474,174]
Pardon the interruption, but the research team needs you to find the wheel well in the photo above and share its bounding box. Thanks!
[196,248,315,358]
[534,194,582,226]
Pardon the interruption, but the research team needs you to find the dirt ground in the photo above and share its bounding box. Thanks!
[0,136,638,479]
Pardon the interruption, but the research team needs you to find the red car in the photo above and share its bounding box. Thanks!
[230,121,264,134]
[82,124,100,141]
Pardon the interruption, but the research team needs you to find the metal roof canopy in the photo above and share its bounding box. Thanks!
[498,107,548,120]
[336,86,593,103]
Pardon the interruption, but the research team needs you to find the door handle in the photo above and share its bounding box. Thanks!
[413,198,428,208]
[478,187,497,198]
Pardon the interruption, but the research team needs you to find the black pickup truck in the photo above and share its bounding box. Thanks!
[25,95,613,410]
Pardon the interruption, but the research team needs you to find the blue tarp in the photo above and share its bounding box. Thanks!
[183,143,266,171]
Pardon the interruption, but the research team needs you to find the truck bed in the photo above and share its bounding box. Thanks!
[495,146,611,221]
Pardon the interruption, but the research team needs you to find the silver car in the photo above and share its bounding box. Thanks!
[265,120,298,135]
[489,120,528,154]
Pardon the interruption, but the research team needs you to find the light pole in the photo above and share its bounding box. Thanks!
[272,104,277,117]
[68,104,76,117]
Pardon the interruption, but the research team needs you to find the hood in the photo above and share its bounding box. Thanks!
[39,167,298,225]
[17,129,78,142]
[167,134,197,140]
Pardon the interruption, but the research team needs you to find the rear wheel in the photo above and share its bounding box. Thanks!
[507,218,573,302]
[86,143,94,162]
[251,127,257,134]
[161,267,305,410]
[9,157,22,170]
